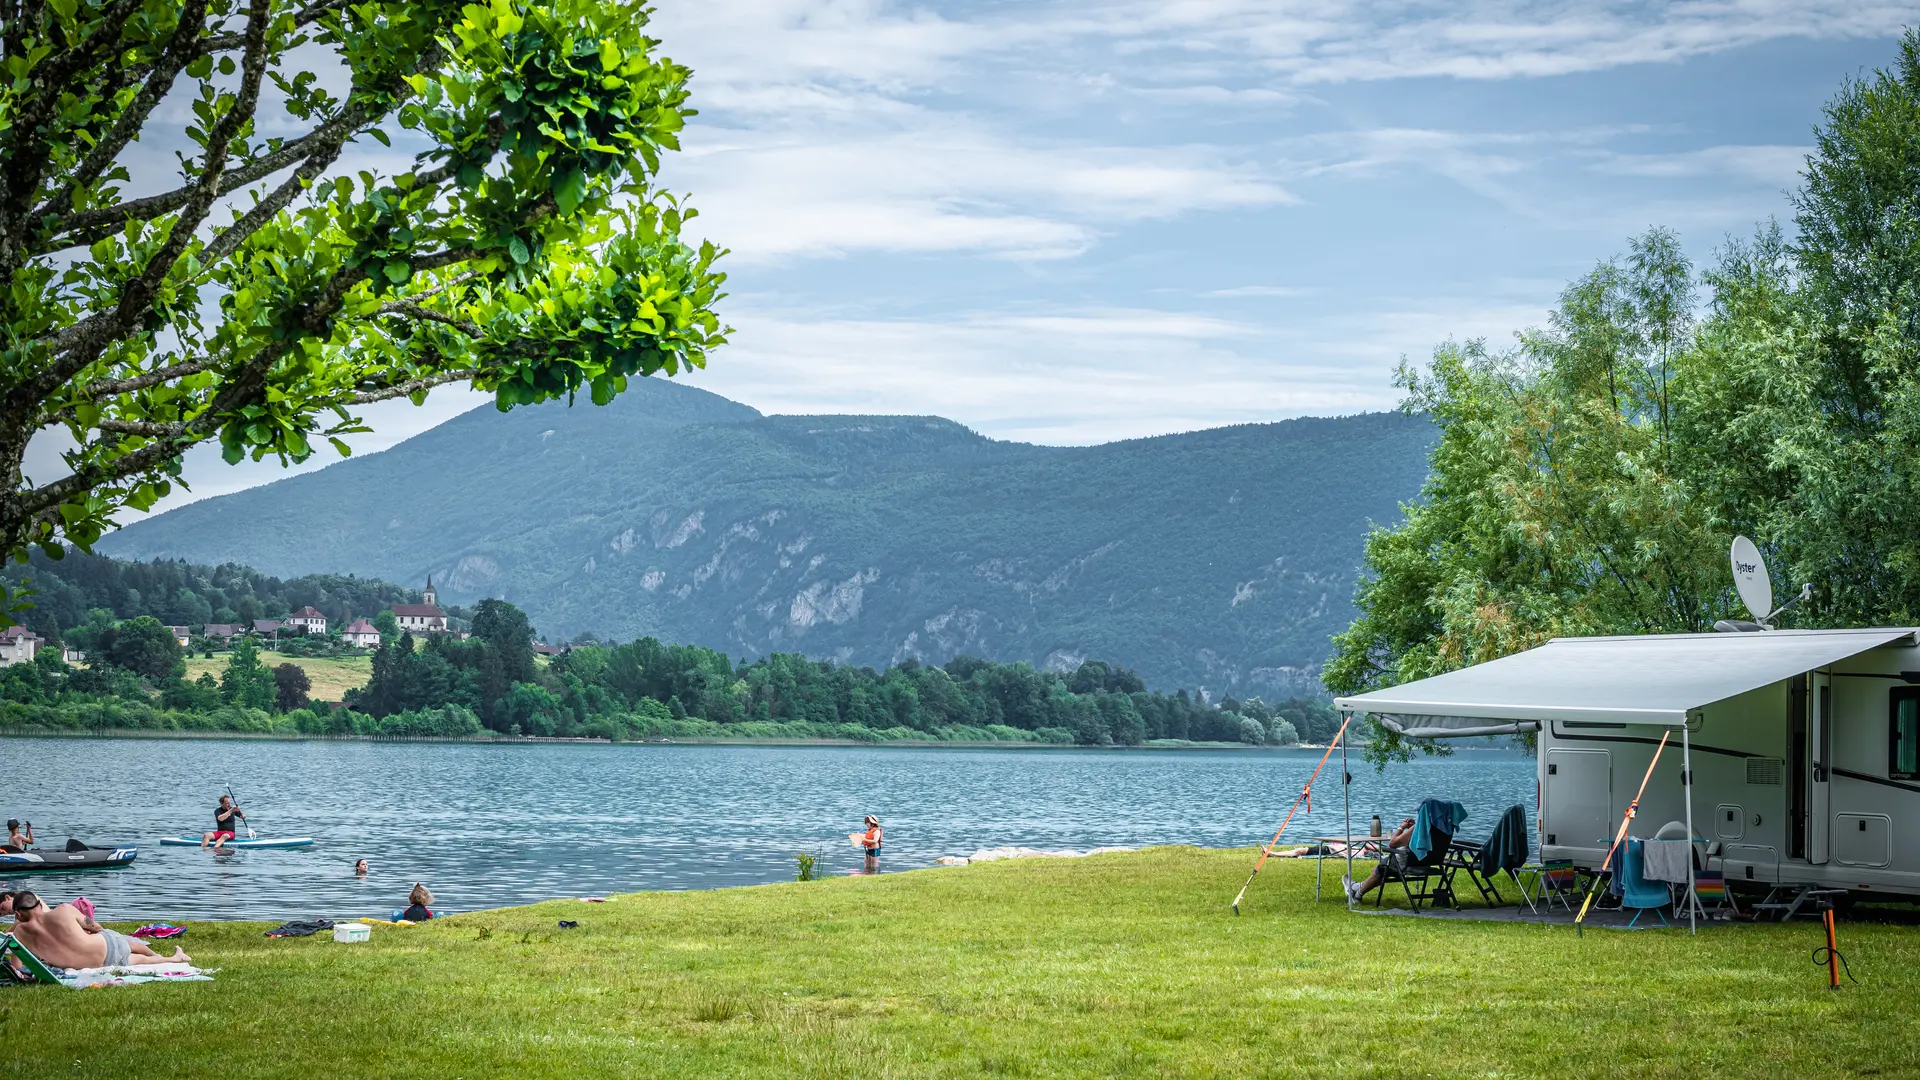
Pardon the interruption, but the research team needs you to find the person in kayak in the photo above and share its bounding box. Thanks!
[2,819,31,852]
[200,795,246,850]
[7,890,189,969]
[859,815,883,873]
[401,883,435,922]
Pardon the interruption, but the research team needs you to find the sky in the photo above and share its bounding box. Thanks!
[37,1,1917,511]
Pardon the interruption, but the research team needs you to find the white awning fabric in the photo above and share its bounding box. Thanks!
[1334,628,1915,734]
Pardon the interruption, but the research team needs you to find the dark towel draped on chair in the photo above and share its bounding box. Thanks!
[1473,805,1529,877]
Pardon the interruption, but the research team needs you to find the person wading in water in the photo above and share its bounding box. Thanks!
[856,815,883,874]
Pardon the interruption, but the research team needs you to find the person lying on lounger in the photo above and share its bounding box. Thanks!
[1343,817,1417,903]
[0,891,99,932]
[7,891,189,969]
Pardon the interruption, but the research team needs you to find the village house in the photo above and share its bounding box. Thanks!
[284,606,327,635]
[61,646,85,664]
[392,577,448,634]
[166,625,191,648]
[341,618,381,648]
[252,618,283,636]
[202,623,244,643]
[0,626,41,667]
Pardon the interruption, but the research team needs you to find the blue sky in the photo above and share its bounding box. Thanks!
[52,1,1915,508]
[642,1,1908,444]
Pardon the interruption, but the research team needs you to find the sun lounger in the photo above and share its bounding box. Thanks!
[1,933,213,988]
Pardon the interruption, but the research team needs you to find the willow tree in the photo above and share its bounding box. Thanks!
[0,0,728,617]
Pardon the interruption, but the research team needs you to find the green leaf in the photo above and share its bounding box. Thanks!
[508,236,530,265]
[554,168,586,215]
[187,55,212,80]
[383,260,411,284]
[367,128,391,147]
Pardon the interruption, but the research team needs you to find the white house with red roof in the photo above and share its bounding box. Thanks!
[0,625,42,666]
[341,618,381,648]
[392,577,449,634]
[284,606,327,635]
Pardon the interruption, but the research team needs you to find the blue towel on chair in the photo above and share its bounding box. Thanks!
[1618,839,1670,910]
[1410,799,1468,861]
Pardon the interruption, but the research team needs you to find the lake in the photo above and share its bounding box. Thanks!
[0,737,1534,921]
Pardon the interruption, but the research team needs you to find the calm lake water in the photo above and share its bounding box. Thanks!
[0,737,1533,921]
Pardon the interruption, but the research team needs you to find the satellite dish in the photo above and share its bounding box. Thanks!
[1730,536,1773,623]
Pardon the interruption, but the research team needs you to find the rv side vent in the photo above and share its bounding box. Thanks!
[1745,757,1785,786]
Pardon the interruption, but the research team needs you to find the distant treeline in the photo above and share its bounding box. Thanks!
[350,629,1338,745]
[0,591,1339,745]
[9,550,425,637]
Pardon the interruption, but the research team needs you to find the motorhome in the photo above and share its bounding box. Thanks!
[1333,627,1920,900]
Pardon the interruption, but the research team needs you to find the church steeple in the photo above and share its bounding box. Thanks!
[423,575,437,608]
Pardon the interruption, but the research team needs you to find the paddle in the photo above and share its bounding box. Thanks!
[226,783,256,840]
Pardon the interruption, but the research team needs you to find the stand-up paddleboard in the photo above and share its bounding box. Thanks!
[0,845,137,871]
[158,835,313,849]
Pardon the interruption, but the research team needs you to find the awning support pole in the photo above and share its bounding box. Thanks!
[1343,717,1352,908]
[1229,711,1353,914]
[1684,721,1697,936]
[1576,728,1671,934]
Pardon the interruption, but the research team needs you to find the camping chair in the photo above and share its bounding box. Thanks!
[1611,839,1671,927]
[1,933,63,985]
[1520,859,1581,912]
[1447,805,1533,911]
[1374,800,1461,911]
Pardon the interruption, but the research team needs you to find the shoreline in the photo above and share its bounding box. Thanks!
[0,727,1341,750]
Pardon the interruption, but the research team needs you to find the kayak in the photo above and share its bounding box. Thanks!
[158,835,314,849]
[0,844,137,872]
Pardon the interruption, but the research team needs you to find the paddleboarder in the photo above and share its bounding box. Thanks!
[201,795,246,851]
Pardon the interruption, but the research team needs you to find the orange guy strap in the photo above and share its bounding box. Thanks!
[1231,712,1353,914]
[1575,728,1671,930]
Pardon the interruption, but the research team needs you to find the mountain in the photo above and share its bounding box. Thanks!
[98,379,1435,697]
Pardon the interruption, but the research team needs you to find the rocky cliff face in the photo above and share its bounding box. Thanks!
[101,380,1434,697]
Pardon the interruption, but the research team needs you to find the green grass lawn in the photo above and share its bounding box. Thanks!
[183,654,372,702]
[6,849,1917,1078]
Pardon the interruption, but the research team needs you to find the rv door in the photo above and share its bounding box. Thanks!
[1808,671,1831,865]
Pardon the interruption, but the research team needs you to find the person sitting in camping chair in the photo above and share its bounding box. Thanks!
[1343,817,1418,903]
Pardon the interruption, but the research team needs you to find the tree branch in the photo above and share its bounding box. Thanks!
[377,300,480,335]
[23,0,202,232]
[197,0,349,53]
[347,368,480,405]
[0,0,151,276]
[30,0,269,385]
[68,354,228,402]
[97,419,191,437]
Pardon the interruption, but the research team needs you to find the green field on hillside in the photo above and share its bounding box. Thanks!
[5,849,1915,1079]
[183,655,372,702]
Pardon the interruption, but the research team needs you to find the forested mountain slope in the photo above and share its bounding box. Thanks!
[100,380,1434,696]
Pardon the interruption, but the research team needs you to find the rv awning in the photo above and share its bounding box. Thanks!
[1333,628,1915,736]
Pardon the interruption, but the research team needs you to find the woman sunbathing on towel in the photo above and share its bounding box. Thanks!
[7,891,189,969]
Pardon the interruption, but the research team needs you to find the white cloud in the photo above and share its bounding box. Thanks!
[681,293,1549,444]
[668,118,1292,263]
[1205,285,1316,298]
[1593,144,1810,186]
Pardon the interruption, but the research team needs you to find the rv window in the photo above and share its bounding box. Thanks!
[1891,689,1920,781]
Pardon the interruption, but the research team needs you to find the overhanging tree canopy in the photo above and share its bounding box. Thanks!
[0,0,729,615]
